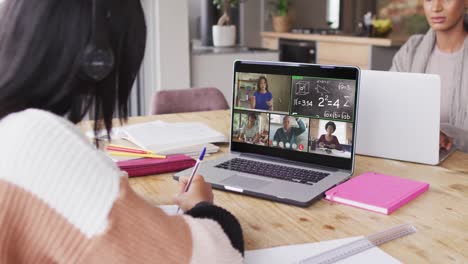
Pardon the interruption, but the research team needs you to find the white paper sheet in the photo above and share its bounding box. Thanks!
[244,237,401,264]
[120,121,227,152]
[158,205,181,215]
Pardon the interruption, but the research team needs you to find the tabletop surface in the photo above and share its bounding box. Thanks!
[80,110,468,263]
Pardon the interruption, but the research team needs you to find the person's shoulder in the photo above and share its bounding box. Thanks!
[404,34,425,49]
[0,108,87,145]
[0,109,122,238]
[1,108,58,125]
[0,109,64,138]
[391,32,430,71]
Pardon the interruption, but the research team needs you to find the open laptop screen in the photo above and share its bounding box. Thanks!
[231,61,360,170]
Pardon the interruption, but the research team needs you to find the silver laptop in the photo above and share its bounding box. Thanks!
[175,61,361,207]
[356,70,455,165]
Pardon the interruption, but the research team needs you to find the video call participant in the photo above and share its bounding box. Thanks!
[239,112,260,143]
[273,116,306,149]
[0,0,243,262]
[317,121,342,150]
[250,76,273,111]
[390,0,468,152]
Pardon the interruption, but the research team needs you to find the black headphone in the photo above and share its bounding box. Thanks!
[80,0,115,82]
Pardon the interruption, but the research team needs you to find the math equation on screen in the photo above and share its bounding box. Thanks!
[291,77,355,122]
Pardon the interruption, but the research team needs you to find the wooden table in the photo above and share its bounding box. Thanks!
[82,110,468,263]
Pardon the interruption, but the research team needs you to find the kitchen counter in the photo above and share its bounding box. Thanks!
[261,31,406,47]
[192,45,278,55]
[261,31,405,70]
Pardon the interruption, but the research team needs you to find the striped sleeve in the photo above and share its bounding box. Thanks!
[0,109,243,263]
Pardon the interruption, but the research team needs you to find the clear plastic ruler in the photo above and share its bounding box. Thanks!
[297,224,417,264]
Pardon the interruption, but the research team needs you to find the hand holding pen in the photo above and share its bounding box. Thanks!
[175,148,213,213]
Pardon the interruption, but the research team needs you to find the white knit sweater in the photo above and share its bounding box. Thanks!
[0,109,243,263]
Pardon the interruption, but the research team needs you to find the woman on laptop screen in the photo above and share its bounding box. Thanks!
[250,76,273,110]
[391,0,468,152]
[239,112,261,143]
[317,121,342,150]
[0,0,243,262]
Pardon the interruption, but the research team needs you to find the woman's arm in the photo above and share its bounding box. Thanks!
[176,175,244,257]
[249,95,256,109]
[440,123,468,153]
[238,126,246,142]
[185,202,244,255]
[266,93,273,110]
[238,132,245,142]
[253,132,261,143]
[316,135,325,147]
[332,136,342,150]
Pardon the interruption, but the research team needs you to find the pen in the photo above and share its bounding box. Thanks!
[107,151,166,159]
[107,146,149,154]
[107,144,155,154]
[176,147,207,214]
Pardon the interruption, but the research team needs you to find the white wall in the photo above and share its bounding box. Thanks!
[140,0,191,114]
[239,0,263,47]
[189,0,201,40]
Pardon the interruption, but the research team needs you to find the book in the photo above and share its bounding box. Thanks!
[117,154,196,177]
[87,121,226,155]
[325,172,429,215]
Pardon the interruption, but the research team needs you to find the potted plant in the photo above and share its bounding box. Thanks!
[270,0,291,33]
[212,0,240,47]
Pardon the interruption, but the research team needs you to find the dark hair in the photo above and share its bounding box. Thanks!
[0,0,146,143]
[247,112,257,120]
[464,13,468,31]
[257,76,269,92]
[325,121,336,132]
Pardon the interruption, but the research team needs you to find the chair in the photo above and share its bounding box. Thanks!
[151,87,229,115]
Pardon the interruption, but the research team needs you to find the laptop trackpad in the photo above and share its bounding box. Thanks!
[221,175,271,189]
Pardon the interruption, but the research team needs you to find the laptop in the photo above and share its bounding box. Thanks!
[175,61,360,207]
[356,70,456,165]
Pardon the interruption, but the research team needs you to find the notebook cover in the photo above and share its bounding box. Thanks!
[325,172,429,215]
[117,154,196,177]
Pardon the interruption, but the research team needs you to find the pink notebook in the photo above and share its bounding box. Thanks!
[325,172,429,215]
[116,154,196,177]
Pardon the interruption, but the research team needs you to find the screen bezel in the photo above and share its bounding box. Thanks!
[231,60,360,171]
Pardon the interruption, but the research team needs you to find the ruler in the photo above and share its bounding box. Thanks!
[297,224,416,264]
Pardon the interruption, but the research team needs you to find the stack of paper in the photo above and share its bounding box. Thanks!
[88,121,227,157]
[157,143,220,157]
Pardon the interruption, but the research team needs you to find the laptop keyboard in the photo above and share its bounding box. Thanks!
[215,158,330,185]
